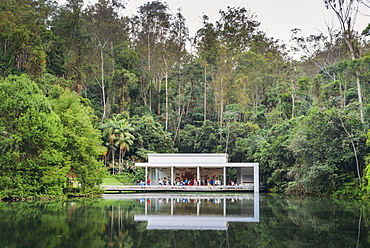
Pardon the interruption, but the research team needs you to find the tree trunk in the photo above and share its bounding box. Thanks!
[111,146,115,175]
[291,80,295,118]
[165,70,168,130]
[157,80,161,116]
[99,39,109,121]
[204,65,207,121]
[339,117,361,187]
[356,77,364,123]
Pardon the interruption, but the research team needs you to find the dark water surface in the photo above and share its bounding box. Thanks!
[0,193,368,248]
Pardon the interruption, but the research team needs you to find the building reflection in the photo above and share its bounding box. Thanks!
[131,193,259,230]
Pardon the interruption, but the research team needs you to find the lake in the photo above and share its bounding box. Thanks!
[0,193,368,247]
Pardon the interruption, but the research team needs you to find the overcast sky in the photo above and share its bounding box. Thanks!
[71,0,369,42]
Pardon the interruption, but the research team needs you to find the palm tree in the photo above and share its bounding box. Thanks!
[101,118,120,174]
[101,116,135,174]
[115,119,135,173]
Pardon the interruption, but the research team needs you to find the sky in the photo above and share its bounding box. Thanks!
[63,0,369,43]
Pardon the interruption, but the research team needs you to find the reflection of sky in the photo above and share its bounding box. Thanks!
[103,194,259,230]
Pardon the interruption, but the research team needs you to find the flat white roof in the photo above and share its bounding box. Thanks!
[135,162,258,168]
[135,153,258,168]
[148,153,228,157]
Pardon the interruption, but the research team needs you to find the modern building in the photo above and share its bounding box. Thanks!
[135,153,259,193]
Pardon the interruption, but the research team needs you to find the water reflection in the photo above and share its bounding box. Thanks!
[103,193,259,230]
[1,194,370,247]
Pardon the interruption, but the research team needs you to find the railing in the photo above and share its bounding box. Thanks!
[101,184,255,192]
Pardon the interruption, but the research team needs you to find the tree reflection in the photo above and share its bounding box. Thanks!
[0,195,369,247]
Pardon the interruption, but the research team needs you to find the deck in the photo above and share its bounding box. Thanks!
[101,185,255,193]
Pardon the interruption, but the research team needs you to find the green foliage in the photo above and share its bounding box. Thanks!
[128,115,175,160]
[2,0,370,197]
[0,0,56,78]
[100,114,135,174]
[48,86,105,189]
[0,75,105,199]
[0,75,67,199]
[287,107,366,195]
[254,119,296,189]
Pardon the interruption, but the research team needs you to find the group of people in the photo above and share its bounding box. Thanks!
[158,178,171,185]
[156,177,235,186]
[137,177,238,186]
[136,179,151,186]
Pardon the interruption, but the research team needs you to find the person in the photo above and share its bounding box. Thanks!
[216,178,221,186]
[147,179,151,185]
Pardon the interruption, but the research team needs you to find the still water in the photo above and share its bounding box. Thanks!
[0,193,368,248]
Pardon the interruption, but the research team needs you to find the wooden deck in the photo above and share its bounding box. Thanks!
[101,185,255,193]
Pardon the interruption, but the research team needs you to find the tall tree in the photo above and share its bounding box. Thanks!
[162,9,188,130]
[194,15,220,121]
[51,0,88,94]
[195,7,267,124]
[131,1,170,116]
[84,0,127,121]
[0,0,56,78]
[324,0,364,123]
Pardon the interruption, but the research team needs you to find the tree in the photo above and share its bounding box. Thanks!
[101,117,120,174]
[84,0,127,121]
[288,107,365,195]
[51,0,88,94]
[131,1,188,124]
[128,115,175,160]
[0,75,67,199]
[48,84,105,189]
[324,0,364,123]
[115,121,135,173]
[0,0,56,78]
[110,44,139,113]
[100,115,135,174]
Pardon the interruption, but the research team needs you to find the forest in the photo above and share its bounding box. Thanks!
[1,0,370,199]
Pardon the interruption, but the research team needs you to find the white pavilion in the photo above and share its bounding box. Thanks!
[135,153,260,193]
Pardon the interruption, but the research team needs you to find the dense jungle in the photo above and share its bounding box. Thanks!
[1,0,370,199]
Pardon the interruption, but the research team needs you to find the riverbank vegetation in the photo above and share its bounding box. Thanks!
[1,0,370,199]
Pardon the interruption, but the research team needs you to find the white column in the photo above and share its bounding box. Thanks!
[254,193,260,222]
[223,167,227,186]
[145,167,148,186]
[171,167,174,185]
[223,198,226,216]
[197,167,200,181]
[156,168,159,185]
[254,163,259,193]
[171,198,174,215]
